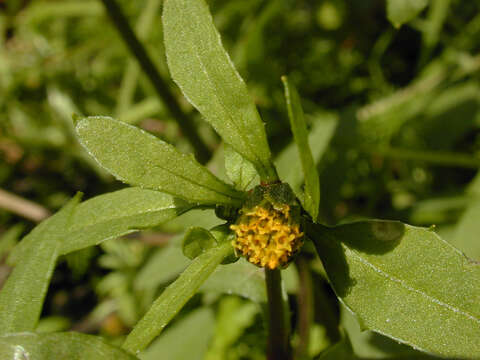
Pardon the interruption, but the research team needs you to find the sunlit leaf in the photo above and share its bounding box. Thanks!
[309,220,480,358]
[122,241,234,354]
[75,116,244,206]
[163,0,277,182]
[9,187,193,264]
[0,194,80,334]
[0,332,138,360]
[282,76,320,220]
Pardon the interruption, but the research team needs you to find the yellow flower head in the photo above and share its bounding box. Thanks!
[230,197,303,269]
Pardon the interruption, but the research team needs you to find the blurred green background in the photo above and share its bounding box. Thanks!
[1,0,479,359]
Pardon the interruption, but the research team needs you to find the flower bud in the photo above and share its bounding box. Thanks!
[230,183,303,269]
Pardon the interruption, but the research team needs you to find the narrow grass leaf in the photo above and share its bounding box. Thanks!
[0,332,138,360]
[387,0,429,28]
[224,144,259,191]
[281,76,320,220]
[9,187,193,264]
[75,116,244,206]
[0,194,81,334]
[122,241,233,354]
[162,0,277,182]
[309,220,480,359]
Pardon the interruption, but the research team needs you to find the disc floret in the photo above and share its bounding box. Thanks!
[230,183,304,269]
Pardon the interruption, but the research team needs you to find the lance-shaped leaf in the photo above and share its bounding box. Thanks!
[122,241,233,354]
[224,144,259,191]
[282,76,320,221]
[75,116,244,206]
[0,194,81,334]
[9,187,193,265]
[308,220,480,359]
[162,0,277,182]
[0,332,138,360]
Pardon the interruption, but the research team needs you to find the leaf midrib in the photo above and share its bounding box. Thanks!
[81,123,243,203]
[170,0,265,172]
[347,247,480,324]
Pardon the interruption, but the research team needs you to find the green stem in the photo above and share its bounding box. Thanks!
[265,268,291,360]
[363,146,480,169]
[99,0,211,164]
[295,256,313,359]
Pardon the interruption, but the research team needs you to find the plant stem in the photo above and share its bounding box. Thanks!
[295,256,313,359]
[265,268,291,360]
[99,0,211,164]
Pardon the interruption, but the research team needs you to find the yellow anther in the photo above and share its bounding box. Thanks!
[230,204,303,269]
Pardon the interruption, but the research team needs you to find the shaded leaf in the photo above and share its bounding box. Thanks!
[182,227,216,260]
[201,258,266,303]
[224,144,259,191]
[135,242,189,291]
[122,241,234,353]
[9,187,193,264]
[163,0,277,182]
[0,194,81,334]
[316,337,354,360]
[140,308,214,360]
[0,224,23,259]
[205,297,258,359]
[75,116,244,206]
[0,332,138,360]
[451,199,480,260]
[387,0,429,28]
[282,76,320,220]
[309,220,480,358]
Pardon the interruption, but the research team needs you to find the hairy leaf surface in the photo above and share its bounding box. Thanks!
[75,116,243,206]
[309,220,480,358]
[163,0,276,182]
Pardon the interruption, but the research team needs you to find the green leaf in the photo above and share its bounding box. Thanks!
[162,0,277,183]
[140,308,215,360]
[205,297,258,360]
[451,199,480,260]
[201,258,267,303]
[309,220,480,358]
[182,227,216,260]
[122,241,234,354]
[135,241,190,291]
[387,0,429,28]
[281,76,320,221]
[317,337,354,360]
[275,112,337,201]
[0,332,138,360]
[0,194,81,334]
[0,224,23,259]
[224,144,259,191]
[9,187,192,264]
[75,116,244,206]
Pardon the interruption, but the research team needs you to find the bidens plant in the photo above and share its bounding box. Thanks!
[231,183,304,270]
[1,0,479,359]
